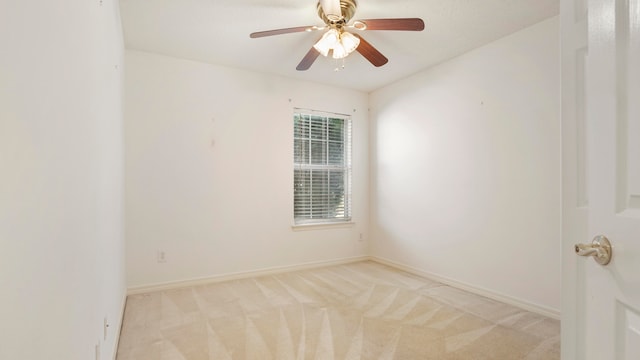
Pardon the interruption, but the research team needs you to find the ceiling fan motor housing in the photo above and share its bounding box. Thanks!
[317,0,357,26]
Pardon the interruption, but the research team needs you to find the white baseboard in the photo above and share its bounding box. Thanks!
[370,256,561,320]
[126,255,369,295]
[125,254,560,320]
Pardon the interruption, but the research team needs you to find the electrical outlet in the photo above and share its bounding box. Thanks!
[157,250,166,263]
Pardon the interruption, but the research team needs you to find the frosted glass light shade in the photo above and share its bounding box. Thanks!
[332,43,348,59]
[314,29,361,60]
[313,29,340,57]
[339,31,360,55]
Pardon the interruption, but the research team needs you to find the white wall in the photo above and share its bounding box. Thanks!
[369,17,561,313]
[0,1,126,359]
[125,51,369,288]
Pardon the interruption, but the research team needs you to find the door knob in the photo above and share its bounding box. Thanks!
[575,235,612,265]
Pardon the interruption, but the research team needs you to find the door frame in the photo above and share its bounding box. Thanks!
[560,0,589,358]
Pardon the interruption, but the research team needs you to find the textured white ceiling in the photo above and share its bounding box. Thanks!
[119,0,559,92]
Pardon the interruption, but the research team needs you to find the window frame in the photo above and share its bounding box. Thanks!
[293,108,353,226]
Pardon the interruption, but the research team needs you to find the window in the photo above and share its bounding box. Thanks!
[293,109,352,225]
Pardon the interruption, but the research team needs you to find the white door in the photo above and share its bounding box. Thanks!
[561,0,640,359]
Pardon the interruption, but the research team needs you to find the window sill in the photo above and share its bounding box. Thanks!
[291,221,355,231]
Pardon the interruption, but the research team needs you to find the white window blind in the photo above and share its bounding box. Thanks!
[293,109,352,225]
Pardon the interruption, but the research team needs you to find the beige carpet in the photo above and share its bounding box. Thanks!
[116,261,559,359]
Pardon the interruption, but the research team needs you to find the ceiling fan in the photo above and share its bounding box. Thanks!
[249,0,424,71]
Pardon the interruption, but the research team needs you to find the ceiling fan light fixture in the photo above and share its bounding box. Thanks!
[340,31,360,54]
[332,42,348,59]
[313,28,340,56]
[314,29,360,60]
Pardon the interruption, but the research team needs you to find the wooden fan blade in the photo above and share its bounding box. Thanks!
[357,18,425,31]
[296,47,321,71]
[250,26,315,38]
[354,34,388,67]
